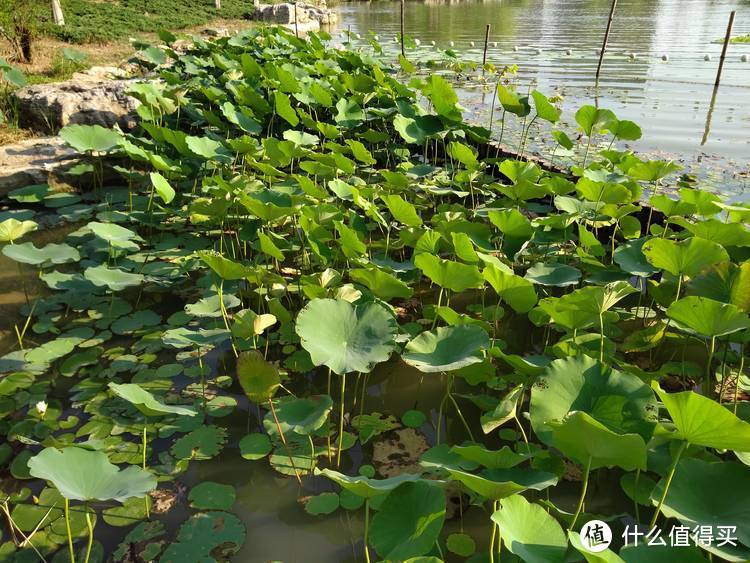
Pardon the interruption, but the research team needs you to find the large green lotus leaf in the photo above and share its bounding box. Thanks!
[295,298,398,375]
[381,194,422,227]
[315,468,425,499]
[84,265,144,291]
[60,124,121,153]
[231,309,277,338]
[492,494,567,563]
[651,459,750,561]
[451,443,534,470]
[666,296,750,338]
[524,262,581,287]
[642,237,729,278]
[414,253,484,293]
[653,383,750,451]
[393,114,444,145]
[185,293,241,318]
[2,242,80,267]
[547,411,647,470]
[160,511,245,562]
[482,264,538,313]
[87,221,140,249]
[629,159,681,182]
[0,218,37,242]
[423,74,462,122]
[108,382,197,417]
[198,251,253,280]
[575,104,616,136]
[370,481,446,561]
[530,355,656,445]
[263,395,333,436]
[349,266,413,300]
[161,327,230,349]
[687,261,750,312]
[28,447,156,502]
[447,467,557,500]
[236,351,280,404]
[614,238,659,277]
[402,325,489,373]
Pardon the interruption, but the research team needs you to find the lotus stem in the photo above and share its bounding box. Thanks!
[83,507,94,563]
[64,498,75,563]
[599,312,605,363]
[336,373,346,468]
[569,455,592,531]
[268,398,302,484]
[363,499,371,563]
[326,367,333,462]
[734,344,745,415]
[634,468,641,524]
[649,440,687,529]
[448,389,474,441]
[143,423,150,519]
[489,502,497,563]
[704,335,716,396]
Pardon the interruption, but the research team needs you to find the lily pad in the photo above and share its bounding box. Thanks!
[188,482,236,510]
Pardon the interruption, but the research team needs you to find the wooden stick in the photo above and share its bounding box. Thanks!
[595,0,617,84]
[294,2,299,38]
[400,0,405,58]
[482,24,491,72]
[714,10,735,89]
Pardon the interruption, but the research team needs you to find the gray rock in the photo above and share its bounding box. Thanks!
[15,79,139,133]
[0,137,80,196]
[254,2,336,27]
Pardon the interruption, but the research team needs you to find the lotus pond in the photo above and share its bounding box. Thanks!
[2,24,750,563]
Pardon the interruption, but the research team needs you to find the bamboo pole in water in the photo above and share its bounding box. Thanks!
[400,0,405,57]
[595,0,617,85]
[294,2,299,38]
[482,24,491,72]
[714,10,735,89]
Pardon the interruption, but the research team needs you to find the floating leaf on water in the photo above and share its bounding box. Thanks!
[170,425,227,461]
[160,511,245,562]
[239,433,272,460]
[188,482,236,510]
[303,492,340,515]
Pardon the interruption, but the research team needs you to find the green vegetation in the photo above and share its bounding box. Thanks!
[730,33,750,44]
[2,25,750,563]
[43,0,254,44]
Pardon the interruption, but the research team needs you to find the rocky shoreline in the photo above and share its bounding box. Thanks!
[1,3,337,193]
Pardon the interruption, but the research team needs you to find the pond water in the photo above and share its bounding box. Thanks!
[337,0,750,199]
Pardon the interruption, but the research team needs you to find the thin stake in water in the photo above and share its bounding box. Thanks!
[595,0,617,86]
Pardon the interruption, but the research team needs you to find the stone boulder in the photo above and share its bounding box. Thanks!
[254,2,337,30]
[0,137,80,196]
[15,78,139,133]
